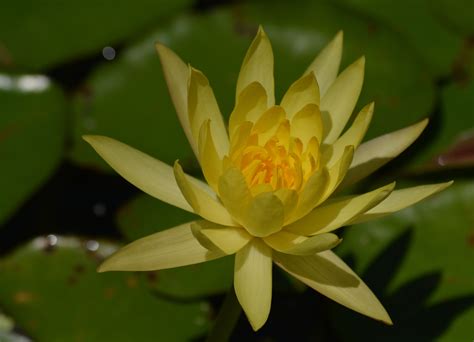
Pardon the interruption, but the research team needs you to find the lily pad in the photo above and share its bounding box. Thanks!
[431,0,474,36]
[0,74,65,226]
[71,2,435,172]
[117,194,234,299]
[0,0,191,70]
[332,0,463,76]
[333,181,474,341]
[411,72,474,170]
[0,236,210,342]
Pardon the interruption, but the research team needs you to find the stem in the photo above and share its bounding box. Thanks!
[206,289,242,342]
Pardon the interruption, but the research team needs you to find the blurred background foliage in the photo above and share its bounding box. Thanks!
[0,0,473,341]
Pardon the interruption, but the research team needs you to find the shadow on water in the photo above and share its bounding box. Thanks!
[331,229,474,342]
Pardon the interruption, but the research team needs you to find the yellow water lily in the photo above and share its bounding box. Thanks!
[84,27,452,331]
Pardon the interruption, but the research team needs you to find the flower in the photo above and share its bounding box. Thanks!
[84,27,452,331]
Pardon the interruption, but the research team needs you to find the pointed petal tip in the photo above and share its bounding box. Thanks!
[387,181,397,191]
[82,134,99,144]
[97,261,110,273]
[419,117,429,129]
[154,42,166,53]
[257,25,267,37]
[356,55,365,67]
[378,312,393,326]
[441,180,454,190]
[249,318,266,331]
[332,30,343,47]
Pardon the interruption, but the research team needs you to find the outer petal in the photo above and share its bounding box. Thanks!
[289,168,330,224]
[274,188,298,222]
[351,181,453,224]
[281,72,320,118]
[191,220,252,254]
[229,82,268,136]
[198,120,222,192]
[322,102,374,168]
[340,119,429,188]
[155,43,196,156]
[84,135,202,212]
[274,250,392,324]
[286,147,353,222]
[286,182,395,236]
[174,161,236,226]
[322,145,355,201]
[234,239,272,331]
[98,222,224,272]
[237,26,275,107]
[304,31,343,96]
[264,231,341,255]
[290,104,324,147]
[218,168,252,226]
[188,67,229,158]
[244,192,285,237]
[321,57,365,143]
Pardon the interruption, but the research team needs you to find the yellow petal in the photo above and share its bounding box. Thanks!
[234,239,272,331]
[351,181,453,224]
[98,222,225,272]
[323,102,374,168]
[289,168,330,224]
[244,192,285,237]
[237,26,275,107]
[155,43,196,156]
[198,120,222,192]
[290,104,324,147]
[218,168,252,226]
[173,161,236,226]
[188,67,229,158]
[83,135,201,212]
[253,105,286,145]
[281,72,320,118]
[229,121,254,157]
[304,31,343,96]
[264,231,341,255]
[340,119,429,188]
[286,182,395,236]
[274,188,298,222]
[229,82,268,137]
[321,57,365,143]
[191,220,252,254]
[274,250,392,325]
[322,145,354,201]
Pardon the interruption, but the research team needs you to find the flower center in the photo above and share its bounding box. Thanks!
[228,117,320,193]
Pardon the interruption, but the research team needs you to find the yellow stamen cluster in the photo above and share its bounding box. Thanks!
[228,109,321,193]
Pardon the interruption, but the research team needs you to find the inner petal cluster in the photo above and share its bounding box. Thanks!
[227,107,321,195]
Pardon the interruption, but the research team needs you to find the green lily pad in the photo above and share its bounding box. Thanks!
[71,2,435,172]
[410,72,474,170]
[0,74,65,225]
[0,0,191,70]
[0,236,210,342]
[117,194,234,299]
[431,0,474,36]
[333,181,474,341]
[331,0,463,76]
